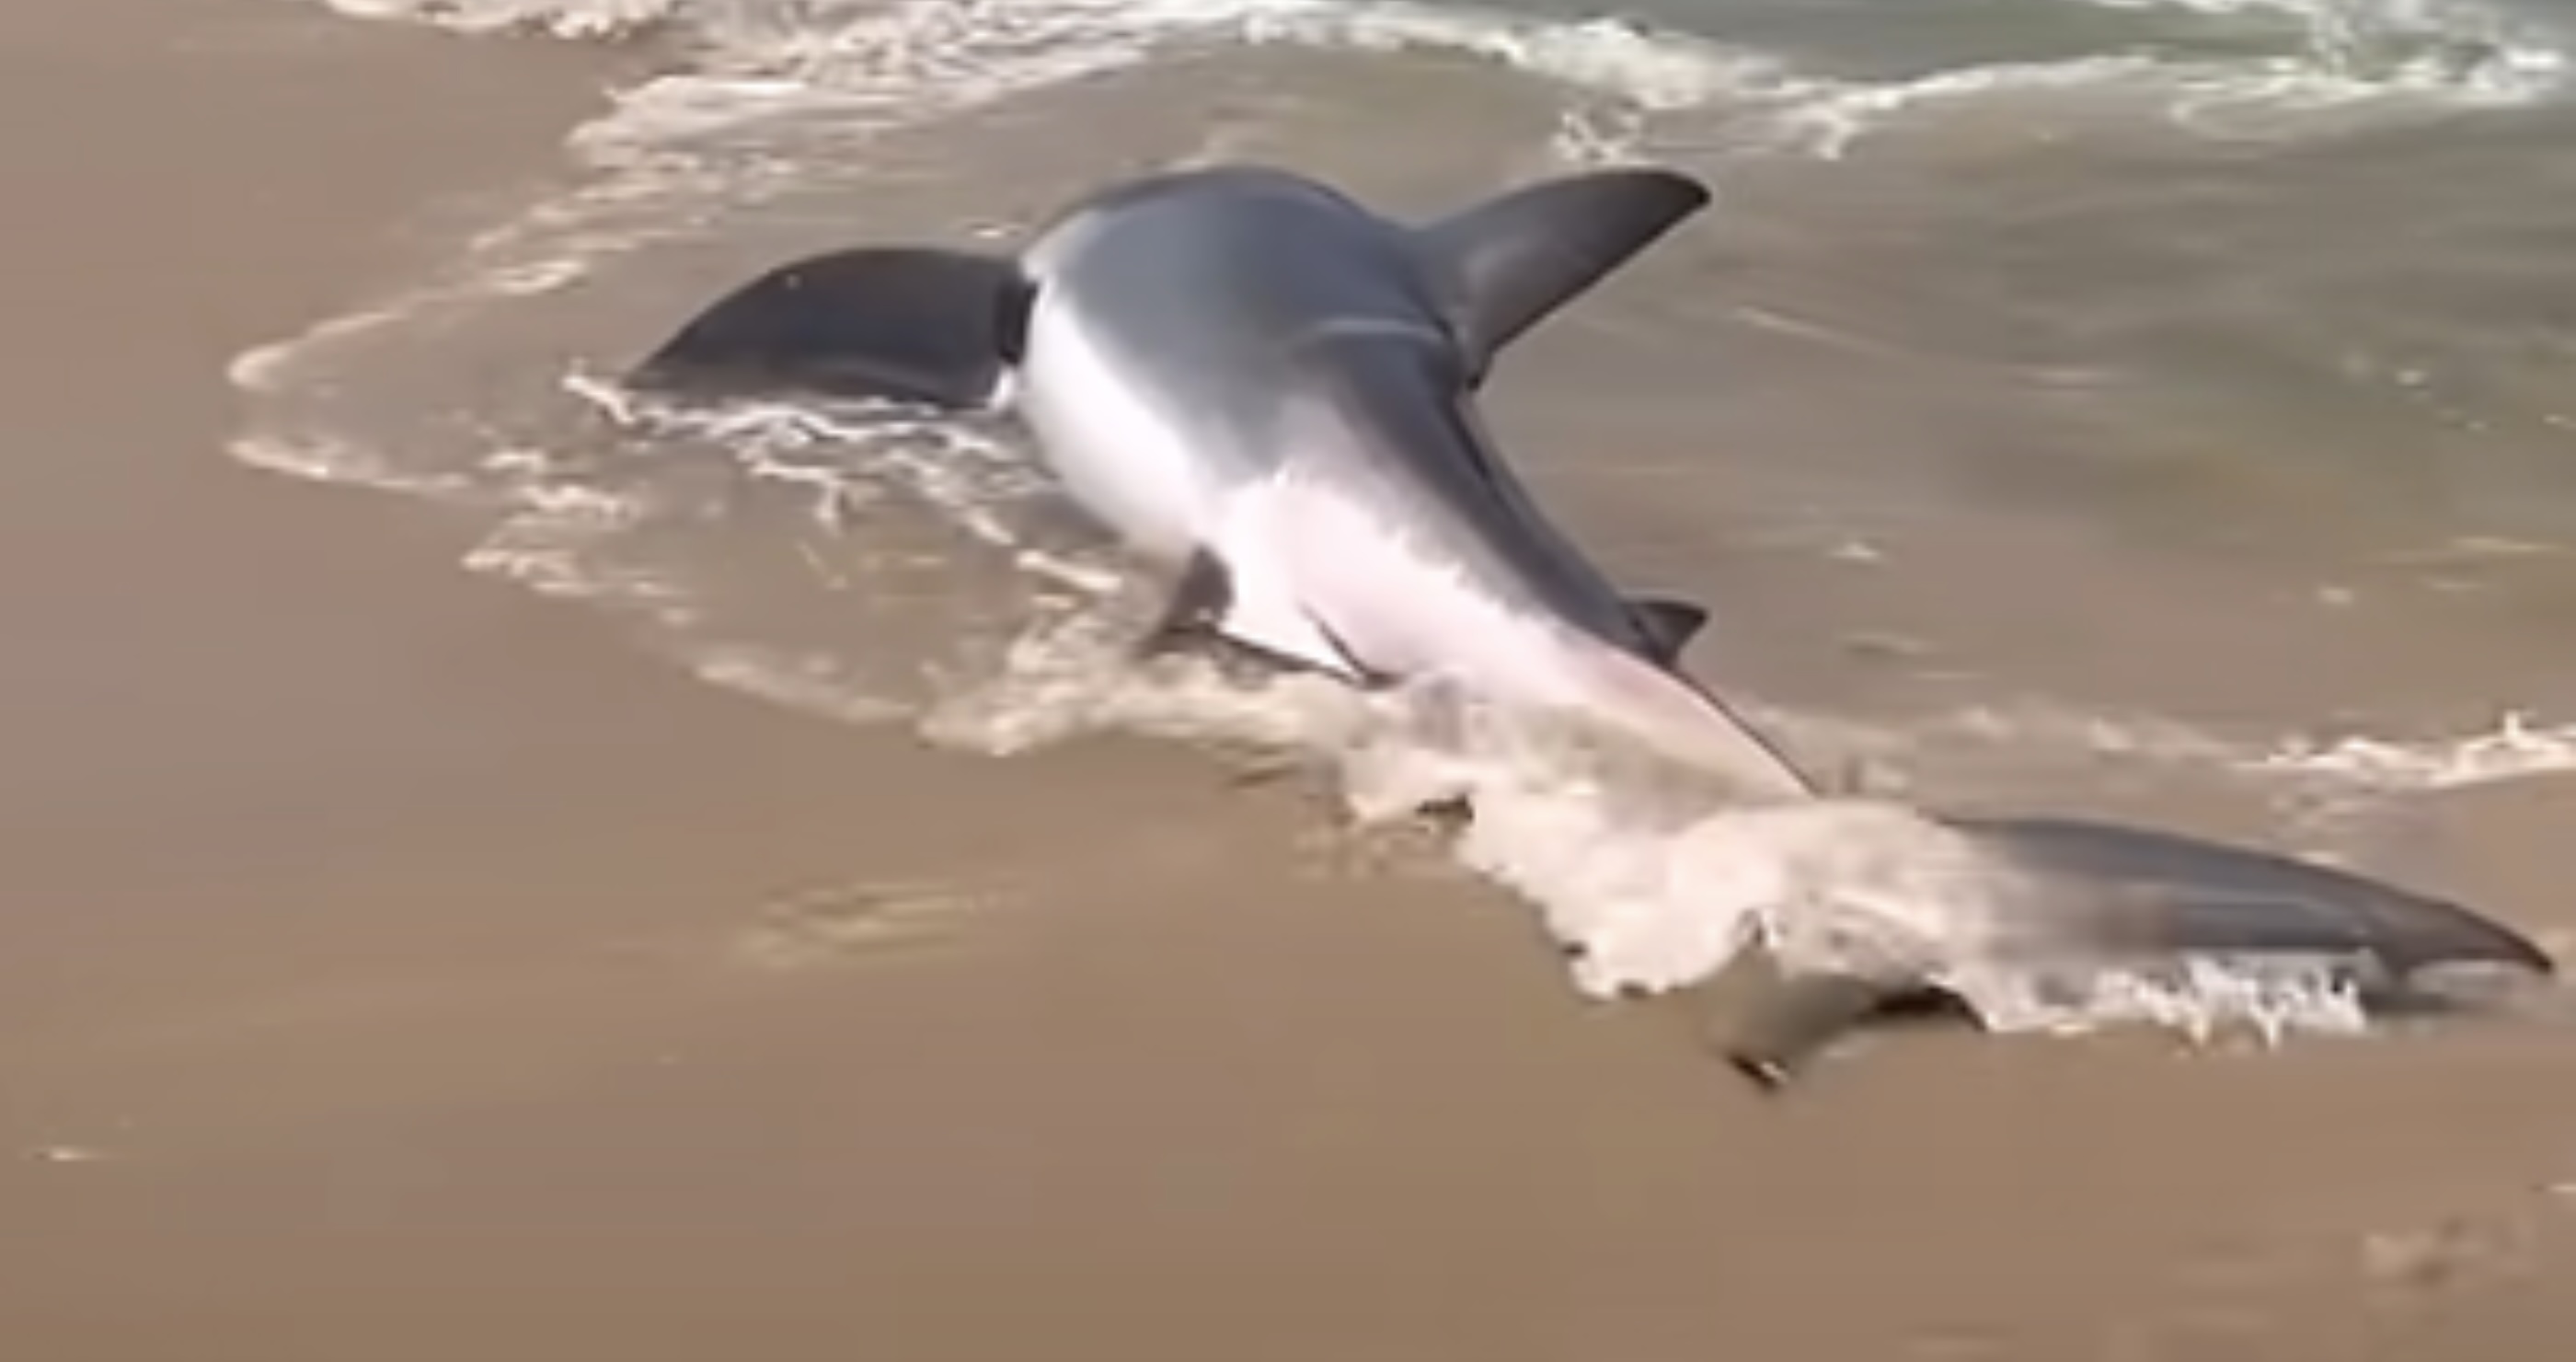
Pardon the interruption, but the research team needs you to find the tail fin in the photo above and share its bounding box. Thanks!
[1952,816,2556,979]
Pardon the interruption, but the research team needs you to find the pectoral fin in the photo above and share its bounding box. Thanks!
[1136,551,1381,687]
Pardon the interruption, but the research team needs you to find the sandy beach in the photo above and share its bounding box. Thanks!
[1,1,2572,1359]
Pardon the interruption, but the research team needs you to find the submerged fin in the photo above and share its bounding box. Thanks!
[1702,947,1934,1093]
[1218,605,1378,686]
[1137,551,1235,658]
[1626,595,1710,667]
[1135,551,1381,687]
[1211,566,1374,686]
[1949,816,2558,980]
[628,247,1031,410]
[1415,167,1713,379]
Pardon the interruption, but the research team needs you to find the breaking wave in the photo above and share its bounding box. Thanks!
[312,0,2572,157]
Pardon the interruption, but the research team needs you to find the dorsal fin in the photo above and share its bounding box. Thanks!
[1415,168,1712,380]
[1627,594,1710,666]
[629,247,1031,410]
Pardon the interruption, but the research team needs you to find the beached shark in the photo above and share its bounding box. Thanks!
[1673,804,2558,1091]
[626,163,1818,802]
[624,164,2554,1092]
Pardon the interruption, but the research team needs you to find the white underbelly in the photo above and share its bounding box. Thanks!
[1014,295,1211,564]
[1232,472,1589,702]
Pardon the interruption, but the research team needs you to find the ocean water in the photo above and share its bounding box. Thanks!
[238,0,2576,1039]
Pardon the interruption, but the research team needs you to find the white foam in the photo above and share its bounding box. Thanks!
[573,381,1058,554]
[2253,710,2576,792]
[462,494,683,606]
[312,0,679,40]
[2087,0,2559,63]
[227,432,478,500]
[1414,768,2375,1049]
[918,601,1393,757]
[227,301,422,395]
[1752,696,2576,800]
[911,617,2389,1040]
[685,643,910,725]
[1956,954,2370,1042]
[298,0,2571,180]
[240,0,2568,377]
[913,610,2562,1042]
[1241,4,1801,110]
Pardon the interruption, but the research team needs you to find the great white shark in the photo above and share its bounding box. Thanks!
[627,164,1819,802]
[627,164,2556,1091]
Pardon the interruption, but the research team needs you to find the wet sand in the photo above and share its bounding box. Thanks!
[2,2,2573,1358]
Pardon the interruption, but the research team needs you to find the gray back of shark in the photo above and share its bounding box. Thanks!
[631,165,1816,801]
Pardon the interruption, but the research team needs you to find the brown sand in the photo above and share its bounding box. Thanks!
[2,3,2573,1359]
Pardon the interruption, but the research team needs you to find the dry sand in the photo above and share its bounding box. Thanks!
[1,2,2572,1358]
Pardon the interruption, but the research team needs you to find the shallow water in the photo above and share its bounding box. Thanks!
[239,0,2576,1033]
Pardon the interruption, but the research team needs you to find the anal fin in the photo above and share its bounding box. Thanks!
[629,247,1030,410]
